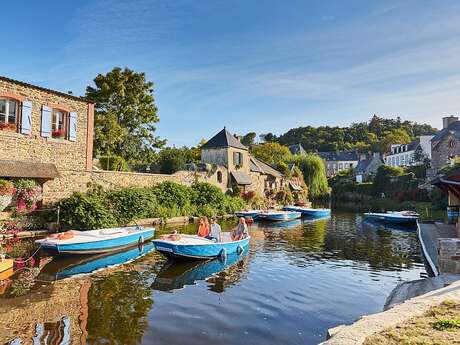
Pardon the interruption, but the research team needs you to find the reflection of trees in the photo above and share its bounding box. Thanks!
[86,271,153,345]
[267,215,420,271]
[207,255,250,293]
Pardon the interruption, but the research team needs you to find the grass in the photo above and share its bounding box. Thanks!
[363,300,460,345]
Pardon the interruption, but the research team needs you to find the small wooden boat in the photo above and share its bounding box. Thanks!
[153,233,249,260]
[36,226,155,255]
[364,211,419,226]
[283,206,331,218]
[235,210,262,219]
[257,210,301,221]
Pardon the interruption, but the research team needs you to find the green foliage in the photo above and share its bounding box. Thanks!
[240,132,256,146]
[58,181,245,229]
[377,128,411,153]
[432,318,460,331]
[86,67,166,166]
[251,142,292,165]
[13,179,37,190]
[373,165,404,195]
[289,154,329,199]
[157,147,195,174]
[99,155,128,171]
[0,179,14,196]
[275,115,437,153]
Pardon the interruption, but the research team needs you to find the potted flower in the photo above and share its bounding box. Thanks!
[0,180,15,212]
[13,179,43,214]
[0,123,16,132]
[52,129,66,139]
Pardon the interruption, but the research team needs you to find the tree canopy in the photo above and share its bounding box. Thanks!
[250,142,292,165]
[86,67,165,166]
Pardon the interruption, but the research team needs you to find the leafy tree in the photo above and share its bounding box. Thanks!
[251,142,292,165]
[289,154,329,199]
[86,67,165,166]
[157,147,194,174]
[240,132,257,146]
[373,165,404,196]
[377,128,411,153]
[259,132,277,143]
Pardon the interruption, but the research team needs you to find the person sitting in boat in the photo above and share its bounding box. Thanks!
[160,230,182,241]
[208,217,222,242]
[197,217,210,238]
[232,217,248,241]
[48,231,75,240]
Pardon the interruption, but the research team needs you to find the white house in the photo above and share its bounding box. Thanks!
[385,135,433,167]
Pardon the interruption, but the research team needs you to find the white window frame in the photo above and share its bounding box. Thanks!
[0,98,18,126]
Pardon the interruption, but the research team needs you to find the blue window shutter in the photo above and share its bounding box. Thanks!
[21,100,32,135]
[69,111,77,141]
[41,105,52,138]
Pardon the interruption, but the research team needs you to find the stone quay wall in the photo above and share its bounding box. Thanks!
[438,238,460,274]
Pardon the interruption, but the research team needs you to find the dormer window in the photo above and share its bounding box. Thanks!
[0,98,18,131]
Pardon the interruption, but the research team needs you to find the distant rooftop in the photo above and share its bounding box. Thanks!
[318,150,359,162]
[288,143,306,155]
[201,127,248,150]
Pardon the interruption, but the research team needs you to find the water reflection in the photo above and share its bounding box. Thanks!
[152,250,249,292]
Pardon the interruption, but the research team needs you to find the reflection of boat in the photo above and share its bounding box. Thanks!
[257,219,302,229]
[363,218,417,232]
[283,206,331,218]
[257,210,301,221]
[152,250,248,291]
[235,210,261,219]
[364,211,419,226]
[38,242,155,281]
[36,226,155,255]
[153,233,250,260]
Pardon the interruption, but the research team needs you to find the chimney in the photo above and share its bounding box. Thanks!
[443,115,458,129]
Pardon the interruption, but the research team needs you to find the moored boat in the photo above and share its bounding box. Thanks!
[257,210,302,221]
[153,233,249,260]
[363,211,419,226]
[36,226,155,255]
[283,205,331,218]
[235,210,262,219]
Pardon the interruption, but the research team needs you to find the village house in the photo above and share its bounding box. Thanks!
[200,128,285,196]
[431,116,460,172]
[318,150,359,177]
[355,153,383,183]
[384,135,433,168]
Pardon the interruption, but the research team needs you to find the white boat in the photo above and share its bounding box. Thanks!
[36,226,155,255]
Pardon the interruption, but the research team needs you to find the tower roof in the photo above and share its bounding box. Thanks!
[201,128,248,150]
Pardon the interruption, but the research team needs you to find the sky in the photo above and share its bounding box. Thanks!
[2,0,460,146]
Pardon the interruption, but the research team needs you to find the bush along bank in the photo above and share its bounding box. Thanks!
[57,181,245,230]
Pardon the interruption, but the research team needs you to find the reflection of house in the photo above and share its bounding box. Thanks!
[201,128,285,195]
[431,116,460,172]
[384,136,433,167]
[355,153,383,183]
[318,151,359,177]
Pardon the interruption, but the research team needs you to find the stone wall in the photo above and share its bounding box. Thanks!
[438,238,460,274]
[0,78,92,171]
[431,132,460,170]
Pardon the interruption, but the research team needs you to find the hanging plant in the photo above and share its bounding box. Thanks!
[0,179,15,212]
[13,179,43,214]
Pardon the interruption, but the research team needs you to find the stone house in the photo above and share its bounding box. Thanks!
[200,128,285,196]
[318,151,359,177]
[431,116,460,172]
[355,153,383,183]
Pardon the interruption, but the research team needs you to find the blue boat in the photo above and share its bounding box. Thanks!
[152,249,248,291]
[235,210,262,219]
[257,210,301,221]
[283,205,331,218]
[153,233,250,260]
[38,242,155,281]
[364,211,419,226]
[257,218,302,229]
[36,226,155,255]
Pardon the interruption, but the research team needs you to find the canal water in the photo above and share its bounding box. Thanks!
[0,212,425,345]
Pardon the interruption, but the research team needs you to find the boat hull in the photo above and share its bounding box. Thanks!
[38,228,155,255]
[258,212,301,221]
[235,211,261,219]
[283,206,331,218]
[153,236,250,260]
[364,213,418,226]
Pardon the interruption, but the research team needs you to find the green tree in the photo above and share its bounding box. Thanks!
[373,165,404,196]
[251,142,292,165]
[289,154,329,199]
[241,132,257,147]
[378,128,411,153]
[86,67,165,166]
[158,147,194,174]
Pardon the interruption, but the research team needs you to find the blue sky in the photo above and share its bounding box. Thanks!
[2,1,460,146]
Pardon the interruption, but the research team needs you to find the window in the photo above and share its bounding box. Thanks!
[0,98,18,131]
[51,109,68,139]
[338,163,343,169]
[233,152,243,167]
[217,171,223,183]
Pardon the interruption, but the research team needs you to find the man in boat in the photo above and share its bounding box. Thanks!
[232,217,248,241]
[208,217,222,242]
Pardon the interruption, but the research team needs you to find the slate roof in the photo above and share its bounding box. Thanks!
[0,76,91,103]
[201,128,248,150]
[386,139,420,156]
[0,160,59,179]
[318,151,359,162]
[288,143,306,155]
[356,158,372,172]
[250,157,283,178]
[230,171,252,185]
[431,121,460,143]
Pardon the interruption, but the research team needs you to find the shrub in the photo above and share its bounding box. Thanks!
[191,182,225,208]
[152,181,192,211]
[108,187,158,225]
[373,165,404,196]
[99,155,128,171]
